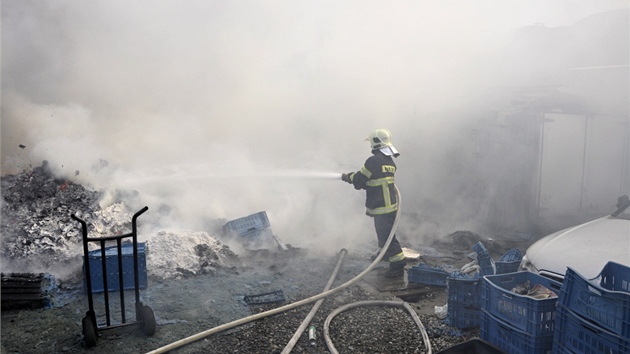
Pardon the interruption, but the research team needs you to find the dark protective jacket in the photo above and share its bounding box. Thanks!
[349,150,398,216]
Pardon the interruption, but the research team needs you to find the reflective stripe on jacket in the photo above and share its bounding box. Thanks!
[349,150,398,216]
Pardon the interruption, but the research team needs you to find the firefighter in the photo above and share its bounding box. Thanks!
[341,128,406,278]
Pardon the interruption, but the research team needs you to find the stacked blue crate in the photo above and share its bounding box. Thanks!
[481,271,562,354]
[445,241,496,329]
[446,273,483,328]
[553,261,630,354]
[472,242,495,276]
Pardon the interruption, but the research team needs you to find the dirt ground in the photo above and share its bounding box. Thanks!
[0,233,532,354]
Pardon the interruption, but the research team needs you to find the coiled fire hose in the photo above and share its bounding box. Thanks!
[146,186,428,353]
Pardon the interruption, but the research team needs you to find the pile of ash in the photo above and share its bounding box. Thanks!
[147,230,238,281]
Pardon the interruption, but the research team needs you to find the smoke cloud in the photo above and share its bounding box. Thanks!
[2,1,628,255]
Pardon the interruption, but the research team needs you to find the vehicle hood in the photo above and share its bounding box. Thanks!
[525,216,630,279]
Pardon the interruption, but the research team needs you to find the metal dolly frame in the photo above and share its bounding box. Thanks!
[72,206,156,347]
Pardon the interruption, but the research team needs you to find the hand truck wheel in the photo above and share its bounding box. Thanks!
[82,315,97,347]
[139,305,157,336]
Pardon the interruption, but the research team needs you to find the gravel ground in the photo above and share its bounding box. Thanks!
[1,249,480,354]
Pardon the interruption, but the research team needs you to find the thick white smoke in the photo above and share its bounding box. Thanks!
[2,1,628,256]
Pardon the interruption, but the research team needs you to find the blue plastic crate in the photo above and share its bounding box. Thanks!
[558,262,630,337]
[477,251,495,276]
[447,276,482,328]
[473,242,495,276]
[553,305,630,354]
[482,271,561,337]
[223,211,271,236]
[498,248,522,262]
[446,303,482,329]
[85,243,147,293]
[481,309,554,354]
[449,276,482,308]
[495,260,521,274]
[407,264,450,286]
[240,228,273,239]
[599,261,630,292]
[495,248,523,275]
[472,241,488,254]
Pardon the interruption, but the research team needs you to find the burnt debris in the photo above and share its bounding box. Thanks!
[1,162,101,269]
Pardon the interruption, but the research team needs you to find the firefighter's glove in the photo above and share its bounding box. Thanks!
[341,172,354,184]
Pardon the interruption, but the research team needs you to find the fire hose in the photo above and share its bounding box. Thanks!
[323,300,432,354]
[280,248,348,354]
[146,185,431,353]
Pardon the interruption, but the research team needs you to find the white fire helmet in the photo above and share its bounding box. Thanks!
[365,129,399,157]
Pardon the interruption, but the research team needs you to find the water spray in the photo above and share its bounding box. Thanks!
[112,168,341,187]
[259,170,341,180]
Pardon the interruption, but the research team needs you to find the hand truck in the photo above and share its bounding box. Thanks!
[72,206,156,347]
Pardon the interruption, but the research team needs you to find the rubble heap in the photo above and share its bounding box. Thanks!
[1,161,101,269]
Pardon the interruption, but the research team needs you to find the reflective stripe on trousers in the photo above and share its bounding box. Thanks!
[388,251,405,263]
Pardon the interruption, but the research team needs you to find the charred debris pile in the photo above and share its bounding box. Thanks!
[1,161,102,269]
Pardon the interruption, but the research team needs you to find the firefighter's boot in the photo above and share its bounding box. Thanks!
[384,260,405,278]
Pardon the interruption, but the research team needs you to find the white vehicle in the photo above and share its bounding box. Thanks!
[521,196,630,282]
